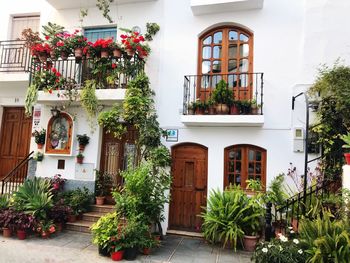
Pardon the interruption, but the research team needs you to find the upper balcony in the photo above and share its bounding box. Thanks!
[191,0,264,16]
[31,54,144,105]
[0,40,31,81]
[46,0,158,10]
[181,72,264,127]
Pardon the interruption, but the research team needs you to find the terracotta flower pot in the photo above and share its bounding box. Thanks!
[55,222,63,232]
[230,105,239,115]
[126,48,135,57]
[143,248,151,255]
[243,235,259,252]
[50,50,56,60]
[111,250,124,261]
[95,196,105,205]
[76,157,84,164]
[2,227,12,238]
[215,104,229,114]
[100,50,109,58]
[41,231,50,239]
[37,143,44,149]
[17,230,26,240]
[67,214,77,223]
[344,153,350,165]
[113,49,122,58]
[79,144,85,151]
[39,54,48,63]
[61,52,69,60]
[74,48,83,58]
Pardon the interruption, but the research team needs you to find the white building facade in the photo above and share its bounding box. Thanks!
[0,0,349,233]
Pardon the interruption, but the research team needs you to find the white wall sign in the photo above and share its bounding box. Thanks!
[166,129,178,142]
[32,105,41,131]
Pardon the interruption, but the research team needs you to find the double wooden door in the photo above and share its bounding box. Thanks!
[169,143,208,232]
[0,107,32,179]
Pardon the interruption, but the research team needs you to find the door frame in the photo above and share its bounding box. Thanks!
[168,142,208,232]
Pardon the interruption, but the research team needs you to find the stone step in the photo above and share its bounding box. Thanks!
[66,220,93,233]
[82,211,107,222]
[90,204,115,213]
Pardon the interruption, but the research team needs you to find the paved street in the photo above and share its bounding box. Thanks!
[0,231,252,263]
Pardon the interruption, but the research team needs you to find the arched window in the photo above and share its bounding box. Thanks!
[45,112,73,155]
[224,145,266,189]
[198,26,253,101]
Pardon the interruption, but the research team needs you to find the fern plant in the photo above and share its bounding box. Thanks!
[299,211,350,263]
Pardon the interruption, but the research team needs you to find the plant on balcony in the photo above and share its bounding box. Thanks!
[212,80,233,114]
[32,67,65,93]
[145,23,160,41]
[92,38,114,58]
[109,41,123,58]
[240,100,252,114]
[42,22,65,60]
[67,30,88,59]
[21,28,41,49]
[92,60,117,87]
[31,43,52,62]
[55,32,73,60]
[120,30,145,57]
[136,43,151,59]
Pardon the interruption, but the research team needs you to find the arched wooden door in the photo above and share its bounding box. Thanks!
[169,143,208,232]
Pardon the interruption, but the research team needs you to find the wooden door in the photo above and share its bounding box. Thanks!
[0,107,32,179]
[99,126,138,186]
[169,143,208,232]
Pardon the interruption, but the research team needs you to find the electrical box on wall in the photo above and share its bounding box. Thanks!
[293,127,304,152]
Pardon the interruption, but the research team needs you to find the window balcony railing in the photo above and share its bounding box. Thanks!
[0,40,31,73]
[29,55,144,90]
[183,72,264,116]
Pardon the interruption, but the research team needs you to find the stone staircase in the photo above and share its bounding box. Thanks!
[66,204,115,233]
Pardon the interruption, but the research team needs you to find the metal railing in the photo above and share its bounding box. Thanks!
[265,179,341,240]
[1,151,34,195]
[0,40,31,72]
[183,72,264,115]
[29,55,144,89]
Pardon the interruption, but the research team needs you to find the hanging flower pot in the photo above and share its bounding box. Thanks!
[17,230,27,240]
[100,50,109,58]
[76,156,84,164]
[111,250,124,261]
[344,153,350,165]
[126,48,135,57]
[74,48,83,58]
[50,50,56,60]
[39,53,48,63]
[37,143,44,149]
[61,51,69,60]
[113,49,122,58]
[2,227,12,238]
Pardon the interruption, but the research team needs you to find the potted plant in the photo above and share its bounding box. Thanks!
[76,152,84,164]
[93,38,113,58]
[50,174,67,192]
[122,219,149,260]
[56,39,72,60]
[31,43,52,62]
[0,209,17,238]
[33,151,44,162]
[240,100,252,114]
[340,132,350,165]
[109,41,123,58]
[67,30,87,60]
[187,101,196,115]
[95,171,112,205]
[111,245,125,261]
[32,128,46,149]
[207,98,216,115]
[120,31,145,57]
[229,100,240,115]
[14,212,36,240]
[136,43,151,59]
[250,99,261,115]
[212,80,233,114]
[48,204,71,232]
[76,134,90,151]
[140,236,157,255]
[37,220,56,238]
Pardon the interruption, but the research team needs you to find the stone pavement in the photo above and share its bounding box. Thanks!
[0,231,252,263]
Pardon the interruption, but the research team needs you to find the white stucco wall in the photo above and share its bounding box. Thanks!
[1,0,350,232]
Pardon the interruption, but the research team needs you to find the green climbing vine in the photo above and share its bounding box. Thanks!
[25,84,39,116]
[80,79,100,129]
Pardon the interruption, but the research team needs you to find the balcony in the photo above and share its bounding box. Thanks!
[191,0,264,15]
[0,40,31,73]
[46,0,158,10]
[32,55,144,105]
[181,72,264,127]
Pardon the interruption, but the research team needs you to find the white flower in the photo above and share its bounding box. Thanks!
[288,226,293,230]
[290,230,295,234]
[268,244,273,248]
[279,245,283,251]
[280,236,288,242]
[298,249,303,254]
[262,248,268,253]
[293,239,299,244]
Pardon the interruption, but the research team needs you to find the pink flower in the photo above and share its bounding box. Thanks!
[111,63,117,69]
[45,35,50,40]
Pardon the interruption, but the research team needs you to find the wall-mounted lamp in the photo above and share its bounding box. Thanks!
[51,106,60,118]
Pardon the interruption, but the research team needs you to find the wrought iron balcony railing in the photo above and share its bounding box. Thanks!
[183,73,264,115]
[29,55,144,90]
[0,40,31,73]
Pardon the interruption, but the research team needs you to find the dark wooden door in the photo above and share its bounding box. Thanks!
[169,143,208,232]
[99,126,138,186]
[0,107,32,179]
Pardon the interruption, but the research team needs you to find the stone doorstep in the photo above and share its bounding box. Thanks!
[90,204,115,213]
[82,212,107,222]
[166,230,204,238]
[66,220,93,233]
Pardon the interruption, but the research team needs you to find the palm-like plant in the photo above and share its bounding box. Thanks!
[299,211,350,263]
[13,177,53,220]
[201,185,263,250]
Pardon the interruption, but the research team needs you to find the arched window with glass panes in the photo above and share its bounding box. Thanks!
[224,145,266,189]
[198,26,253,101]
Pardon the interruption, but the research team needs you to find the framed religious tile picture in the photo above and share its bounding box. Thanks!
[45,112,73,155]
